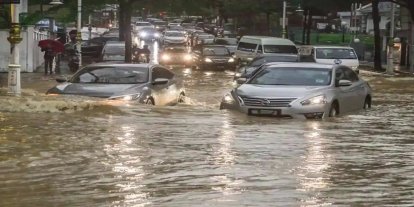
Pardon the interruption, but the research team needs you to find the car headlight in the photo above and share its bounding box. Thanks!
[351,66,358,70]
[161,54,171,61]
[154,33,160,37]
[109,93,141,101]
[234,72,242,77]
[223,93,235,104]
[301,95,327,106]
[205,58,213,63]
[228,58,235,63]
[184,54,192,61]
[140,32,147,37]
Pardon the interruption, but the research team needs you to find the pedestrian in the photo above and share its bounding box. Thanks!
[42,44,55,76]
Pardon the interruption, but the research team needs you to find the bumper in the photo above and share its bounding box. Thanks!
[200,62,236,70]
[221,102,331,119]
[160,59,192,65]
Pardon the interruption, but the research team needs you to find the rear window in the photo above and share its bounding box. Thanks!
[237,42,257,52]
[263,45,298,54]
[316,48,358,59]
[203,47,230,55]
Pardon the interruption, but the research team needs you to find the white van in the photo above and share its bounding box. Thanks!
[311,46,359,72]
[235,36,298,63]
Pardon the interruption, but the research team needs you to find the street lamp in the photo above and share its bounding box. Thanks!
[7,2,23,96]
[77,0,82,66]
[341,21,347,43]
[282,0,287,38]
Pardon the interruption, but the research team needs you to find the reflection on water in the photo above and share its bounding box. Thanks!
[1,63,414,206]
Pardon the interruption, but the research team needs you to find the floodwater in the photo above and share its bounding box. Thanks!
[1,45,414,206]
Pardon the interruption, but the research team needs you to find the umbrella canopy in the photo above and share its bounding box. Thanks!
[38,39,65,53]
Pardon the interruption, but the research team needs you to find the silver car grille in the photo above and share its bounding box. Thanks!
[212,58,228,63]
[240,97,297,107]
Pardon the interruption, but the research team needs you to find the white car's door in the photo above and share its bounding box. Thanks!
[334,67,359,114]
[151,67,178,105]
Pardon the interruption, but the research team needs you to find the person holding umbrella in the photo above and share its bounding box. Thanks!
[38,39,64,76]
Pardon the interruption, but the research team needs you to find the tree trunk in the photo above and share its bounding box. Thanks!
[302,9,308,44]
[118,4,125,41]
[306,9,313,45]
[264,12,270,36]
[372,0,382,71]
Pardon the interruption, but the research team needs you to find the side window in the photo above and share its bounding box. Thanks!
[257,45,263,54]
[343,67,359,82]
[335,68,345,81]
[152,67,174,81]
[237,42,258,52]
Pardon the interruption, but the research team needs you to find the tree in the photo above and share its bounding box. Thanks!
[372,0,382,71]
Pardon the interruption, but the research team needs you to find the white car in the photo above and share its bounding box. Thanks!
[134,22,154,32]
[162,31,187,45]
[311,46,360,72]
[221,62,372,119]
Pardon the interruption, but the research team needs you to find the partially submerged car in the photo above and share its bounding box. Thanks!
[159,46,192,66]
[221,63,372,119]
[47,63,186,106]
[192,45,236,70]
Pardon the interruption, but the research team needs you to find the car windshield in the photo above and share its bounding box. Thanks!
[103,45,125,55]
[203,47,229,55]
[153,21,167,26]
[71,67,148,84]
[263,45,298,54]
[250,56,298,66]
[249,67,332,86]
[316,48,358,59]
[136,22,151,26]
[165,32,184,37]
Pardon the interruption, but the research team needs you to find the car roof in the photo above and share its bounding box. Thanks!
[105,41,124,45]
[263,62,335,70]
[312,45,355,49]
[84,63,155,68]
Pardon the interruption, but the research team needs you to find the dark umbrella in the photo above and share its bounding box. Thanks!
[38,39,65,53]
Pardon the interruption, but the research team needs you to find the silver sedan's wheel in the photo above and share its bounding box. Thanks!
[178,93,186,103]
[329,103,339,117]
[146,98,154,105]
[363,97,371,109]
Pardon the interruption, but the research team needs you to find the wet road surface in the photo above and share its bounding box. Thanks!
[1,42,414,206]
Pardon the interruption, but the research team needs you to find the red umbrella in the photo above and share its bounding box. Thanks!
[38,39,65,53]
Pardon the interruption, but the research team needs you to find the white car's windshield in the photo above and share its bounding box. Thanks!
[316,48,358,59]
[165,32,184,37]
[249,67,332,86]
[72,67,149,84]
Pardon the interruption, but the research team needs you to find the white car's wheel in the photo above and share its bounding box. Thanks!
[363,96,371,109]
[329,102,339,117]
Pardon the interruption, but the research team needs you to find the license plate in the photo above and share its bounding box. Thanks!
[249,109,281,116]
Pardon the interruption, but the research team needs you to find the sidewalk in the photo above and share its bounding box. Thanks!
[359,61,414,76]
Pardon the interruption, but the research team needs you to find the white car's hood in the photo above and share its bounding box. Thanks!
[236,84,330,98]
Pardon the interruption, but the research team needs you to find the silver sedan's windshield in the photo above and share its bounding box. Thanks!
[249,67,332,86]
[71,67,149,84]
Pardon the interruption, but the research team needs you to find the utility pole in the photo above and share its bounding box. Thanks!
[77,0,82,67]
[282,0,287,38]
[7,2,23,96]
[387,3,395,75]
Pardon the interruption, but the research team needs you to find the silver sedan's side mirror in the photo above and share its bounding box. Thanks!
[338,80,352,87]
[153,78,169,85]
[236,77,247,84]
[56,77,68,83]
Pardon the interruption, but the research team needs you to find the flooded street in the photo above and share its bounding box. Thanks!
[1,62,414,206]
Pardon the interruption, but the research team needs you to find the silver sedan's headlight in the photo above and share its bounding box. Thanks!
[109,93,141,101]
[301,95,327,106]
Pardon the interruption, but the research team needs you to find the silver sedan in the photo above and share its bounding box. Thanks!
[220,63,372,119]
[47,63,185,106]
